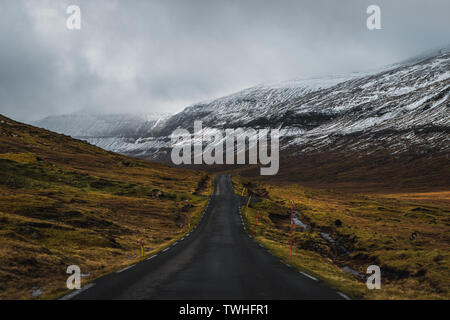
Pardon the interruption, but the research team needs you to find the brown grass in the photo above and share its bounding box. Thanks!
[233,175,450,299]
[0,114,213,299]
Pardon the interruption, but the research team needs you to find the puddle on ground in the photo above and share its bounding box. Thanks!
[31,287,43,297]
[292,211,309,231]
[320,232,336,243]
[287,211,352,256]
[341,266,365,280]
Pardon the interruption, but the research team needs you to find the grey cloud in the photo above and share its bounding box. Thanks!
[0,0,449,122]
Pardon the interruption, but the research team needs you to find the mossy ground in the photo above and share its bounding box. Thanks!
[233,175,449,299]
[0,115,213,299]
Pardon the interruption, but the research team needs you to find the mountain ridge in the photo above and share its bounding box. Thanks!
[31,50,450,190]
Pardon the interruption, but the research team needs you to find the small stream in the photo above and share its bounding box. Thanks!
[292,210,309,231]
[320,231,351,256]
[264,202,366,281]
[341,266,366,280]
[291,211,365,280]
[292,211,351,257]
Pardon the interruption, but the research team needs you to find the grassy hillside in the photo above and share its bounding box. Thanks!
[0,114,213,299]
[233,176,450,299]
[218,147,449,194]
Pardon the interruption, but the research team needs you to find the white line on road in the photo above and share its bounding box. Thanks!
[116,265,135,273]
[172,242,178,246]
[300,272,318,281]
[337,291,351,300]
[146,255,157,261]
[162,247,170,253]
[59,283,96,300]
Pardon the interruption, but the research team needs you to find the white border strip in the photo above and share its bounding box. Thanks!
[116,264,135,273]
[337,291,351,300]
[59,283,96,300]
[300,272,318,281]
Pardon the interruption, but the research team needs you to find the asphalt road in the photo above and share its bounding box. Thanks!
[67,175,345,300]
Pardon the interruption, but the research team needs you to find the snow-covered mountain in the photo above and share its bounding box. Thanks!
[32,112,172,158]
[33,50,450,163]
[33,112,172,137]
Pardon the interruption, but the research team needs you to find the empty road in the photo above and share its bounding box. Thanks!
[67,175,344,300]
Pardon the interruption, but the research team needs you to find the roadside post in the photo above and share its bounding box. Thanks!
[140,239,144,257]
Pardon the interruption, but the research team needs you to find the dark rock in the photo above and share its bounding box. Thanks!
[31,231,41,239]
[415,269,427,277]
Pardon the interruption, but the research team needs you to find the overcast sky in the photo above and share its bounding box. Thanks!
[0,0,449,122]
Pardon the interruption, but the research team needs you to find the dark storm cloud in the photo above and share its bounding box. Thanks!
[0,0,449,121]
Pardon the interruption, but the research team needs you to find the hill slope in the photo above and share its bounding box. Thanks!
[0,114,212,299]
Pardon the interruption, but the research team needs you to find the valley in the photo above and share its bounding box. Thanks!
[1,48,449,300]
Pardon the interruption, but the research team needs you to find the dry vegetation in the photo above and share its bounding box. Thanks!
[0,115,213,299]
[1,112,447,300]
[227,148,449,194]
[232,175,450,299]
